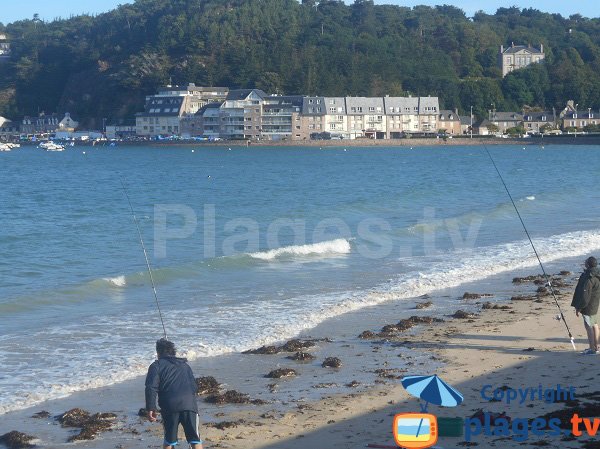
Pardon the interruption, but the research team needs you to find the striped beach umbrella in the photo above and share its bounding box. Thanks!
[401,374,463,411]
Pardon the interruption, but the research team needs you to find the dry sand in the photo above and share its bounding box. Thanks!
[2,269,598,449]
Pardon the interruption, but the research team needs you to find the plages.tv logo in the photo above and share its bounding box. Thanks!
[393,374,464,449]
[393,413,438,448]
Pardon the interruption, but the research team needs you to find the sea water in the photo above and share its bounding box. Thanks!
[1,144,599,414]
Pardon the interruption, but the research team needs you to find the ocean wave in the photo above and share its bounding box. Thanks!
[247,238,352,261]
[407,197,538,235]
[102,275,126,287]
[2,229,599,415]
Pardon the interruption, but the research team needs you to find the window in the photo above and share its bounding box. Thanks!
[369,107,375,112]
[330,124,336,130]
[329,99,335,105]
[337,115,344,121]
[376,107,382,112]
[351,107,356,113]
[309,124,315,129]
[573,114,577,119]
[329,107,336,113]
[316,99,321,104]
[309,99,313,104]
[357,107,363,113]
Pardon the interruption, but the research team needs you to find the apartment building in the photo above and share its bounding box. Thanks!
[261,95,304,141]
[136,84,228,137]
[437,110,461,135]
[298,97,326,140]
[346,97,386,139]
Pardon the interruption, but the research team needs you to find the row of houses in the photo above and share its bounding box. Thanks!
[135,84,598,140]
[135,85,444,140]
[1,86,597,141]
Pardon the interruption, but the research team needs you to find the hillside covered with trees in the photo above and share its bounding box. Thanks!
[1,0,599,127]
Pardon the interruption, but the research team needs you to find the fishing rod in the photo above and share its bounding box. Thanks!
[120,178,168,340]
[483,146,575,350]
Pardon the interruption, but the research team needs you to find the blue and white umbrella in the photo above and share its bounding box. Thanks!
[401,374,463,412]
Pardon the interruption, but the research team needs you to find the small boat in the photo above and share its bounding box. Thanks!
[39,141,65,151]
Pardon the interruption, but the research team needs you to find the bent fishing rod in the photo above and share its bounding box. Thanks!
[483,146,576,351]
[120,178,168,340]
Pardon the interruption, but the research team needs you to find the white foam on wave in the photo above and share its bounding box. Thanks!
[103,275,126,287]
[248,238,352,261]
[3,229,600,415]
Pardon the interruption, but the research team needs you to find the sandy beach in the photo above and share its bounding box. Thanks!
[2,262,597,449]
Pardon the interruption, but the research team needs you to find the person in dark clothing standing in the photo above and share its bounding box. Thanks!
[145,338,203,449]
[571,256,600,355]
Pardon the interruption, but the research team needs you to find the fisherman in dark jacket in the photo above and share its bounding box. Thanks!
[571,256,600,355]
[145,338,203,449]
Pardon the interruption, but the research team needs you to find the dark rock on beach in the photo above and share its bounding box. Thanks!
[0,431,36,449]
[137,408,148,417]
[462,292,482,300]
[243,339,318,355]
[31,411,50,419]
[196,376,221,395]
[322,357,342,368]
[452,310,478,319]
[361,316,444,338]
[374,368,405,380]
[415,301,433,309]
[536,286,549,295]
[58,409,117,442]
[265,368,298,379]
[512,275,543,283]
[58,408,91,427]
[205,390,265,405]
[206,420,245,430]
[286,351,316,361]
[281,339,316,352]
[242,345,281,355]
[510,295,537,301]
[346,380,361,388]
[559,270,571,276]
[482,302,511,310]
[358,330,376,339]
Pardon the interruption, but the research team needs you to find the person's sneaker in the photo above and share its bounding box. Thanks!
[581,348,595,355]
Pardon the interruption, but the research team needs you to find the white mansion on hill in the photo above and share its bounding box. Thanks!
[135,84,441,140]
[500,43,545,77]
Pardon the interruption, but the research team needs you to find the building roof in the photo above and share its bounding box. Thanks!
[502,45,543,55]
[489,112,523,122]
[345,97,385,114]
[322,97,347,114]
[141,96,185,116]
[438,110,460,121]
[263,95,304,107]
[301,97,326,116]
[459,115,473,125]
[563,110,598,119]
[226,89,268,101]
[523,111,555,122]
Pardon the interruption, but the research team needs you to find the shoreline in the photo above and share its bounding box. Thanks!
[0,256,592,448]
[11,134,600,148]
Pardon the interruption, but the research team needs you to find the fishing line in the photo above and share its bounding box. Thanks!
[483,146,576,351]
[119,177,168,340]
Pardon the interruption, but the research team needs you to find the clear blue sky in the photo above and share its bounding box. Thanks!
[1,0,597,25]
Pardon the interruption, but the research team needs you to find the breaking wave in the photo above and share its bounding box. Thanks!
[247,238,352,261]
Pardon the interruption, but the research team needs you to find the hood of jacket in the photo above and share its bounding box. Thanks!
[159,355,188,365]
[587,266,600,280]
